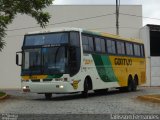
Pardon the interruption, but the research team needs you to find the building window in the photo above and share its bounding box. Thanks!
[107,39,116,54]
[126,42,133,56]
[150,31,160,56]
[116,41,125,55]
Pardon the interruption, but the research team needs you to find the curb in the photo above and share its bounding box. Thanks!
[0,94,8,100]
[137,95,160,103]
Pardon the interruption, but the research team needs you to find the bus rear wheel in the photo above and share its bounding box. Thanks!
[127,79,133,92]
[127,75,138,92]
[45,93,52,100]
[132,79,137,91]
[119,76,135,92]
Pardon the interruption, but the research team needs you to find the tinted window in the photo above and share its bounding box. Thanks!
[107,39,116,54]
[101,38,106,53]
[88,36,94,51]
[140,45,144,57]
[25,33,68,46]
[70,32,80,47]
[134,44,141,56]
[95,38,101,52]
[82,35,94,52]
[116,41,125,55]
[126,42,133,55]
[95,37,105,53]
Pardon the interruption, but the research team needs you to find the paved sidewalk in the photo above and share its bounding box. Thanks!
[137,94,160,103]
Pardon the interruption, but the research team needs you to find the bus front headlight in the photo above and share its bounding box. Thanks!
[60,85,64,88]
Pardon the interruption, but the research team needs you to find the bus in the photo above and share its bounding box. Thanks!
[16,27,146,99]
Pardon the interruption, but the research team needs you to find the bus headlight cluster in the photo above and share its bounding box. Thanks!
[22,86,30,92]
[21,79,29,82]
[56,85,64,89]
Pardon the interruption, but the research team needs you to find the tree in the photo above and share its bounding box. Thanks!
[0,0,53,51]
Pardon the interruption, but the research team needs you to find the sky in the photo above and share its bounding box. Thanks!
[53,0,160,26]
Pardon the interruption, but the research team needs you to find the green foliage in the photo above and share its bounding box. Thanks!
[0,92,6,97]
[0,0,53,51]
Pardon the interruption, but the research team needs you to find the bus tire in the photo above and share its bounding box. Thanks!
[127,76,133,92]
[45,93,52,100]
[82,78,89,98]
[133,76,138,91]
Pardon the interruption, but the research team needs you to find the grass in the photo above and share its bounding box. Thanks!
[0,92,6,97]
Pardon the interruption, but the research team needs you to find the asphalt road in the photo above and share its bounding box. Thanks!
[0,87,160,119]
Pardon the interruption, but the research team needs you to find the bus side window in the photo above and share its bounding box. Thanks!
[107,39,116,54]
[116,41,125,55]
[70,32,80,47]
[95,37,105,53]
[82,35,88,51]
[133,44,141,57]
[140,45,144,57]
[88,36,94,52]
[101,38,105,53]
[69,32,81,76]
[82,35,94,52]
[126,42,133,56]
[95,37,101,52]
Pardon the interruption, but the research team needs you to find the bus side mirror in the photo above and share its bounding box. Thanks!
[16,52,22,66]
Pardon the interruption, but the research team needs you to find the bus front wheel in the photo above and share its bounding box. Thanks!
[82,79,89,98]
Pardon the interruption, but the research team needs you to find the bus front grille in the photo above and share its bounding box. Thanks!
[31,79,40,82]
[43,79,52,82]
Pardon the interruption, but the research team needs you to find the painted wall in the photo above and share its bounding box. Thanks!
[140,25,160,86]
[140,26,150,86]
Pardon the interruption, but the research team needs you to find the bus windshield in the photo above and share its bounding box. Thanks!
[23,48,41,71]
[22,46,67,75]
[24,32,68,46]
[43,46,67,74]
[21,31,80,76]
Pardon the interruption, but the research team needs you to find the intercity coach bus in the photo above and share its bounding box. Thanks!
[16,28,146,99]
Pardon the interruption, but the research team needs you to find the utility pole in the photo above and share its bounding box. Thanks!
[116,0,120,35]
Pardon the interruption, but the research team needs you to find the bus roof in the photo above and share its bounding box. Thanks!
[26,27,82,35]
[82,30,143,44]
[26,27,143,44]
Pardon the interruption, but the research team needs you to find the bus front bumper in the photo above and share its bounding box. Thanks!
[21,82,76,93]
